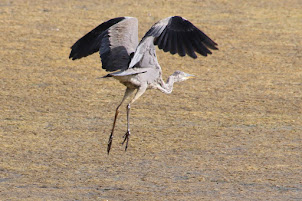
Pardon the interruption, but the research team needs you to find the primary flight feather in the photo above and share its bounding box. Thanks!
[69,16,218,154]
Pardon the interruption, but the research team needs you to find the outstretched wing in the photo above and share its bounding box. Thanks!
[69,17,138,72]
[129,16,218,68]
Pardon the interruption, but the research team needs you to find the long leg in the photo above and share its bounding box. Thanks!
[121,104,131,150]
[107,87,135,154]
[121,86,147,151]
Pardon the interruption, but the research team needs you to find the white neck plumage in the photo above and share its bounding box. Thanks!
[156,73,177,94]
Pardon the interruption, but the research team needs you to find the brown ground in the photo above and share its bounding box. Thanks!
[1,0,302,200]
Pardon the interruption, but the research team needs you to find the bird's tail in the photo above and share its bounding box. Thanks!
[96,74,113,79]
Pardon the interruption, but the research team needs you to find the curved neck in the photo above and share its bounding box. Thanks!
[157,75,175,94]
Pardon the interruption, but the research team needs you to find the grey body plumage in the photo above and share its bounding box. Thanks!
[69,16,218,154]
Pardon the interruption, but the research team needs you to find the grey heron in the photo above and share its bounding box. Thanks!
[69,16,218,154]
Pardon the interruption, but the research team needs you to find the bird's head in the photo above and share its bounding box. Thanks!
[171,70,195,82]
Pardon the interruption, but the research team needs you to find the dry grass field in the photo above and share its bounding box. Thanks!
[1,0,301,200]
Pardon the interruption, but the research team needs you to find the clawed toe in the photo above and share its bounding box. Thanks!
[122,130,131,151]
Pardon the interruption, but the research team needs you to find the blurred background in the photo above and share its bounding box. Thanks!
[0,0,301,200]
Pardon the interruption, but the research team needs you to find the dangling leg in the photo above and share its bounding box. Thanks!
[107,87,135,154]
[122,86,147,151]
[121,104,131,150]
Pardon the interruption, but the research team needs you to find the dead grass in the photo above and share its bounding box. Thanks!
[0,0,301,200]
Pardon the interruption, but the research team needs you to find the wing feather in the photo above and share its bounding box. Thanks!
[69,17,138,72]
[156,28,168,49]
[69,17,125,60]
[169,31,178,55]
[160,31,170,52]
[176,32,186,57]
[182,32,197,58]
[129,16,218,69]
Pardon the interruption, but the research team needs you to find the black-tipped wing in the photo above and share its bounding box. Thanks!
[129,16,218,68]
[69,17,138,72]
[69,17,125,60]
[154,16,218,58]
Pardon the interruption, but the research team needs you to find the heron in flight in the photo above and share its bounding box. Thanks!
[69,16,218,154]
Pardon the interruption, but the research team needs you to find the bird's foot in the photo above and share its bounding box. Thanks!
[107,133,113,154]
[122,130,131,151]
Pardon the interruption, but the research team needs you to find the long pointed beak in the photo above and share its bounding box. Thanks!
[185,73,195,79]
